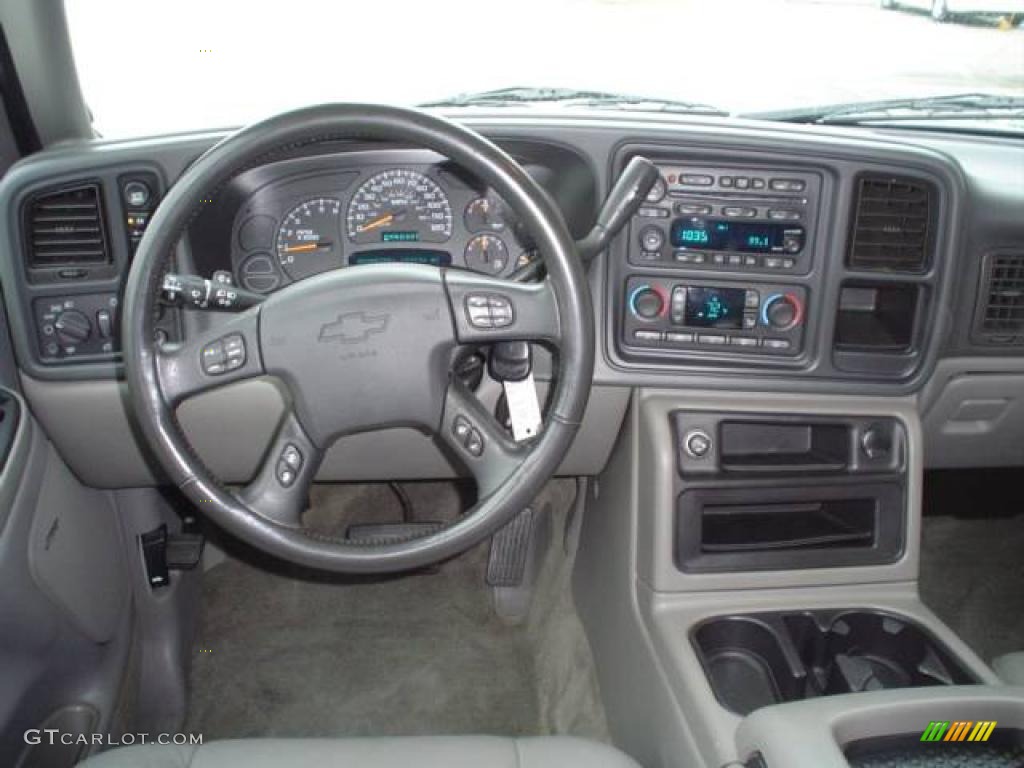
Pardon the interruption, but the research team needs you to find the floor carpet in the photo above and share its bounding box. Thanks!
[186,480,608,741]
[919,514,1024,665]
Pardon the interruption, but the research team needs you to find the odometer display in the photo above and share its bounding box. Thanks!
[346,169,453,244]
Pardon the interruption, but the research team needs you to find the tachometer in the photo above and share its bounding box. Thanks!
[276,197,343,281]
[346,169,453,244]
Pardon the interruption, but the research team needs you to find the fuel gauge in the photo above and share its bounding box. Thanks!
[464,234,509,275]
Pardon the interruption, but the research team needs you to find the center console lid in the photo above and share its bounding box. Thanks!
[735,685,1024,768]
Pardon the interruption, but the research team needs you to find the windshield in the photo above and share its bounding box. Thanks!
[65,0,1024,138]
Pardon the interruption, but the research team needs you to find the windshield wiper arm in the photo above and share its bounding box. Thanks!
[421,87,727,115]
[747,93,1024,125]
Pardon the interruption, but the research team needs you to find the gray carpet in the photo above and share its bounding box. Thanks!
[919,514,1024,664]
[186,480,608,741]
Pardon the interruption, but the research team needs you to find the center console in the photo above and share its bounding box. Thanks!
[618,162,823,365]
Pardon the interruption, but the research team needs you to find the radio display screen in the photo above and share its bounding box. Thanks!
[670,218,801,254]
[684,286,746,329]
[349,249,452,267]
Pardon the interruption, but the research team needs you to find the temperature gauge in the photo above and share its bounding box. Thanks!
[464,234,509,275]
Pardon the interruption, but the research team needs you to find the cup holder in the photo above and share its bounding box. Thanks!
[693,610,977,716]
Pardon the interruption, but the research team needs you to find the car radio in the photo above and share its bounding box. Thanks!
[630,164,822,276]
[622,276,807,356]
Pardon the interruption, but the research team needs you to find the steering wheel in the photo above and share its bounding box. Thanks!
[122,104,594,573]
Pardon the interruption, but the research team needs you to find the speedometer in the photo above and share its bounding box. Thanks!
[346,169,453,245]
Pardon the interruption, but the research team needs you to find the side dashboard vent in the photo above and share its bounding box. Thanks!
[977,252,1024,345]
[847,174,935,272]
[25,183,111,268]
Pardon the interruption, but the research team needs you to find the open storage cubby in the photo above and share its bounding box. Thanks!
[692,610,977,716]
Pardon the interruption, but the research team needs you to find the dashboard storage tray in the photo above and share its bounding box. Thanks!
[692,609,977,716]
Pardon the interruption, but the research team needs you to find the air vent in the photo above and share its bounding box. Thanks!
[977,252,1024,345]
[848,174,935,272]
[25,183,110,268]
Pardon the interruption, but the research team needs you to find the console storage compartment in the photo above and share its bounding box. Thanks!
[693,610,977,716]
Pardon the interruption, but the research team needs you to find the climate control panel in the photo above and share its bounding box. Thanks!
[622,276,807,356]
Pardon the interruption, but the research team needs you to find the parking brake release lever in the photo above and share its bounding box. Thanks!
[511,155,659,282]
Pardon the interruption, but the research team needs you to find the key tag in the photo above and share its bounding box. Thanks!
[489,341,543,442]
[504,374,542,442]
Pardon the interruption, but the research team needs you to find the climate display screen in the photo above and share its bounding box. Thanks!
[684,286,746,329]
[349,249,452,266]
[670,218,801,254]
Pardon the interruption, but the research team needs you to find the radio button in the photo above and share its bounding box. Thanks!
[719,176,733,188]
[680,174,713,186]
[763,338,793,350]
[731,336,759,347]
[743,313,758,329]
[744,290,760,308]
[743,255,759,267]
[768,209,801,220]
[722,206,757,218]
[676,203,712,216]
[727,254,743,267]
[697,334,727,345]
[770,178,806,192]
[764,257,783,269]
[711,253,726,266]
[782,258,796,269]
[666,331,694,344]
[752,178,766,190]
[734,177,750,190]
[638,251,662,263]
[634,330,663,342]
[691,253,706,265]
[638,206,670,218]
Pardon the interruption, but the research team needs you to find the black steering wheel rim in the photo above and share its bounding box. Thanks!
[122,104,594,573]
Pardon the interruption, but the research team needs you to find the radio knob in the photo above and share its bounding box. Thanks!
[638,226,665,252]
[630,285,665,320]
[54,309,92,345]
[762,293,802,330]
[783,236,802,254]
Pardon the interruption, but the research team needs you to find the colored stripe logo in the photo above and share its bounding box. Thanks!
[920,720,997,742]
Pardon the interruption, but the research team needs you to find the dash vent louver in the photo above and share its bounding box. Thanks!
[978,252,1024,345]
[25,183,110,268]
[847,174,935,272]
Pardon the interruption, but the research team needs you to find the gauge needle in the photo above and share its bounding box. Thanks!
[281,241,331,254]
[357,208,408,233]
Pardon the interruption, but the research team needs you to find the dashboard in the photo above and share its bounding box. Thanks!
[0,112,1022,486]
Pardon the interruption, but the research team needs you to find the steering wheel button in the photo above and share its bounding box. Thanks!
[452,416,472,441]
[282,444,303,470]
[465,430,484,457]
[276,462,296,487]
[466,295,489,307]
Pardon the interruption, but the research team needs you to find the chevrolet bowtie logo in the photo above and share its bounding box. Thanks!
[318,312,390,344]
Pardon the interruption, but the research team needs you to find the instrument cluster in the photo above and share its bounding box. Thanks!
[228,159,538,294]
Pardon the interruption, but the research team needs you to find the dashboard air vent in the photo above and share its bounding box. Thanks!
[847,174,934,272]
[25,183,110,268]
[977,252,1024,345]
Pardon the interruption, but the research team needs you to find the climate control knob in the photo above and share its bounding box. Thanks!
[54,309,92,345]
[629,284,666,320]
[761,293,803,331]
